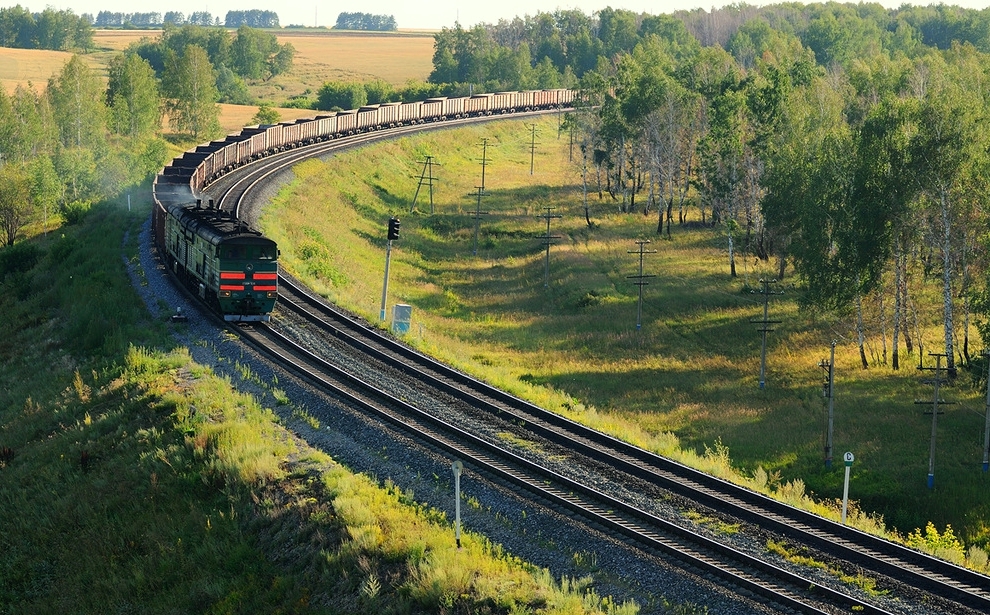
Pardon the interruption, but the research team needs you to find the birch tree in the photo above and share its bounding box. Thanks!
[163,44,220,139]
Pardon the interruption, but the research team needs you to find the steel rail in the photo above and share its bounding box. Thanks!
[236,320,893,615]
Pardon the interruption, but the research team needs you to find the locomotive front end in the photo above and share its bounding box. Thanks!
[217,236,279,322]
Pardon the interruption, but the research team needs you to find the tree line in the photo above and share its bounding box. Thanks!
[0,5,92,50]
[92,10,280,29]
[427,3,990,95]
[333,12,397,32]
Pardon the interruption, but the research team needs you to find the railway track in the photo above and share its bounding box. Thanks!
[236,312,889,615]
[192,114,990,614]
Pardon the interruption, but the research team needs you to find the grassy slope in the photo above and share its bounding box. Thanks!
[0,190,642,613]
[260,115,990,552]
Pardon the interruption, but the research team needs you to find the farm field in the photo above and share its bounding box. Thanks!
[0,46,95,93]
[260,115,990,550]
[2,29,435,131]
[89,28,436,99]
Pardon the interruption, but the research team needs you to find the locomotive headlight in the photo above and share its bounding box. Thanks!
[220,290,231,297]
[266,291,277,299]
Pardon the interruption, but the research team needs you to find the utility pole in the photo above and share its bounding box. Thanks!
[581,154,592,228]
[528,124,539,175]
[818,341,836,467]
[471,186,489,256]
[472,139,491,256]
[627,240,657,330]
[916,353,954,489]
[568,123,574,161]
[479,138,490,193]
[411,155,440,213]
[538,206,562,287]
[751,279,783,389]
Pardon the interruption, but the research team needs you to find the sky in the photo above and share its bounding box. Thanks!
[18,1,990,30]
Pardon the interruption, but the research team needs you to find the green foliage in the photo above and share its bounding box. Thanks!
[906,522,966,564]
[251,103,280,126]
[107,52,162,139]
[162,44,221,139]
[334,12,397,32]
[61,199,92,225]
[0,241,41,277]
[0,162,35,246]
[47,55,108,150]
[0,6,92,50]
[214,64,252,105]
[316,80,368,111]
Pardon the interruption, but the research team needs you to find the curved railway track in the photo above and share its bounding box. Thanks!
[183,112,990,614]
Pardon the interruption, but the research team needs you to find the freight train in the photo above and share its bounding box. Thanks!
[152,88,576,321]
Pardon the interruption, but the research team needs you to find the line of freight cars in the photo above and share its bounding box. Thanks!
[151,88,576,321]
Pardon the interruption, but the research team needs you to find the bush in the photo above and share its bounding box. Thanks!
[0,242,42,278]
[62,200,92,225]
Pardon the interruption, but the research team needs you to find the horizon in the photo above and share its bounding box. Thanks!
[10,1,990,31]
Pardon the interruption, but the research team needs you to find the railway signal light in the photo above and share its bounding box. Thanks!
[387,216,401,241]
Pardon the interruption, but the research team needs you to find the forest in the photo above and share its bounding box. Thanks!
[425,2,990,379]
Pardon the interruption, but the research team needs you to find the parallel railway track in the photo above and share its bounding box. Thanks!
[187,113,990,614]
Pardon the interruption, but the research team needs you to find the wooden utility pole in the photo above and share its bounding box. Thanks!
[627,240,657,330]
[751,279,783,389]
[538,206,562,287]
[916,353,954,489]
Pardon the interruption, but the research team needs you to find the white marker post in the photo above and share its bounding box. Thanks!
[842,452,854,524]
[452,460,463,548]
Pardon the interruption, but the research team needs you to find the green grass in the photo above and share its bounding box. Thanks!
[0,184,652,612]
[259,115,990,565]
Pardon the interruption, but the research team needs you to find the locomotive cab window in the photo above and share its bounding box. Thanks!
[221,245,245,259]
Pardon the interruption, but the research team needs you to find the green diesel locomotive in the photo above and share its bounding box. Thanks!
[162,202,278,321]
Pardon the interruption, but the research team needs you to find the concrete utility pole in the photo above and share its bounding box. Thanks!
[478,138,490,193]
[916,353,954,489]
[528,123,540,175]
[751,279,783,389]
[818,341,837,467]
[471,186,488,256]
[411,155,440,213]
[538,206,562,287]
[627,240,657,330]
[472,140,491,256]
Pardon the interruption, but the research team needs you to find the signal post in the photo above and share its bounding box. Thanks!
[380,216,400,321]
